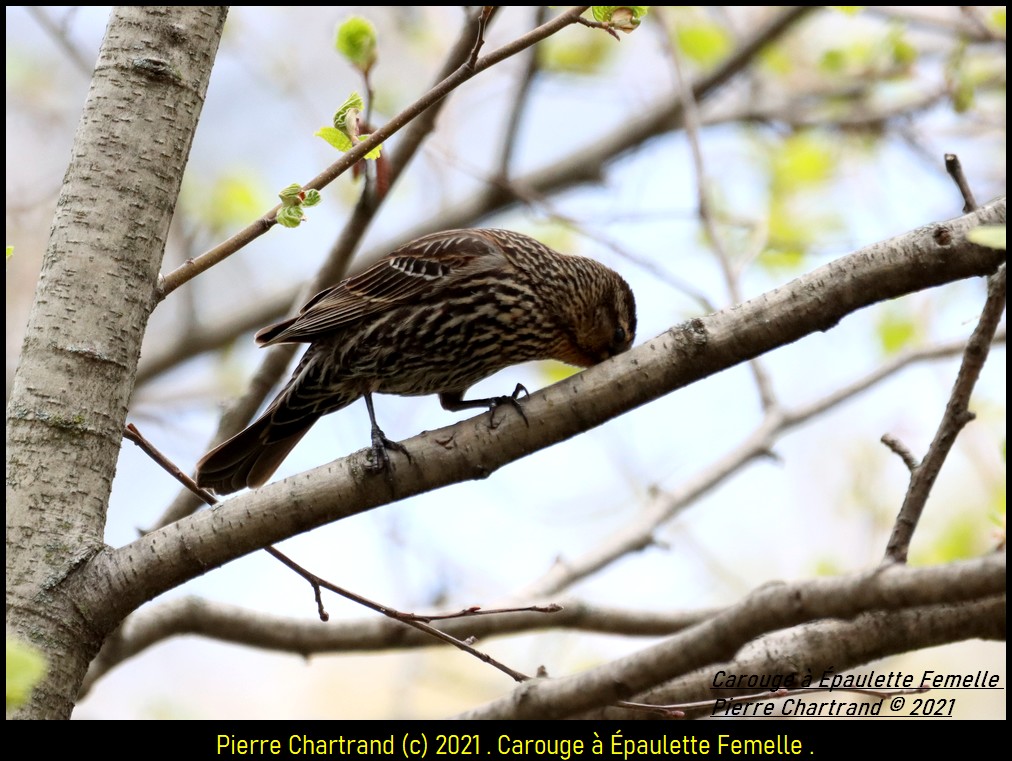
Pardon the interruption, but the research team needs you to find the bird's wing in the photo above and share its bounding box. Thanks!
[256,230,508,345]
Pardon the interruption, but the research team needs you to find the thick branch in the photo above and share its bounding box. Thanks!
[520,330,1005,598]
[455,554,1005,719]
[81,596,718,693]
[73,200,1004,629]
[585,593,1005,719]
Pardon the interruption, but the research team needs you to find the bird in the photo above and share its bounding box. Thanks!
[195,228,637,494]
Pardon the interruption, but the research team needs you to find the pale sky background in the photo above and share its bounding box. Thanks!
[6,6,1005,719]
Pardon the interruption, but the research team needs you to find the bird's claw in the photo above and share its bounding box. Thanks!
[365,428,411,473]
[488,383,530,429]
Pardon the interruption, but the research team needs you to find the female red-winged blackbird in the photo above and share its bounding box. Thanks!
[195,228,637,493]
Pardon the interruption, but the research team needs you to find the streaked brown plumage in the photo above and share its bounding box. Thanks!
[195,228,637,494]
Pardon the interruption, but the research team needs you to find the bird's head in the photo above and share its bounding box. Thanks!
[554,266,637,367]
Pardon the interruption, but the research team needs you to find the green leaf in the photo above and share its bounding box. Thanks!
[276,205,305,228]
[952,78,975,112]
[539,33,613,74]
[819,49,847,73]
[315,126,354,152]
[539,361,580,385]
[967,225,1006,250]
[317,96,383,160]
[180,171,268,235]
[914,514,990,564]
[333,91,365,136]
[210,174,264,225]
[5,245,12,261]
[591,6,649,32]
[771,134,835,189]
[989,8,1005,31]
[7,637,48,711]
[277,183,304,207]
[302,189,322,208]
[887,27,918,67]
[759,46,793,75]
[335,16,377,72]
[315,127,383,160]
[812,557,844,577]
[875,308,919,355]
[675,22,732,67]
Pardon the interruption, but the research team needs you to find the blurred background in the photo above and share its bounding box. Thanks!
[6,6,1005,718]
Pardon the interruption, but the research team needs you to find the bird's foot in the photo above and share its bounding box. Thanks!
[365,426,411,473]
[488,383,530,429]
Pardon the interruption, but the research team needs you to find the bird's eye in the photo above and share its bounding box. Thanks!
[613,326,626,344]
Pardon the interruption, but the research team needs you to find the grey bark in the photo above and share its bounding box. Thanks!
[5,6,227,720]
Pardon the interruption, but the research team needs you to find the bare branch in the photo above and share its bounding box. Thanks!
[945,153,979,213]
[455,554,1005,719]
[81,595,717,694]
[522,330,1005,598]
[885,265,1007,563]
[124,424,533,681]
[496,7,548,179]
[583,593,1004,719]
[881,433,919,473]
[656,7,778,411]
[82,200,1004,626]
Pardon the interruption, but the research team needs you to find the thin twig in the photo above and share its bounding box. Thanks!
[884,265,1006,563]
[156,7,590,299]
[945,153,979,213]
[575,15,622,40]
[151,8,507,528]
[467,6,495,68]
[521,330,1005,597]
[880,433,919,472]
[25,6,94,78]
[124,424,534,681]
[656,7,777,411]
[883,156,1000,563]
[496,6,548,179]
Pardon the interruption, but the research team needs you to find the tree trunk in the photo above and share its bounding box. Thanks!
[5,6,227,720]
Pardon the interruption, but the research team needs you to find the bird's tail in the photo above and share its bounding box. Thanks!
[195,408,318,495]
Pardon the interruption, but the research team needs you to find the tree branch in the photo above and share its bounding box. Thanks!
[520,330,1005,598]
[884,265,1007,563]
[130,7,821,388]
[454,554,1005,719]
[81,595,719,694]
[75,200,1004,629]
[156,7,591,299]
[584,593,1005,719]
